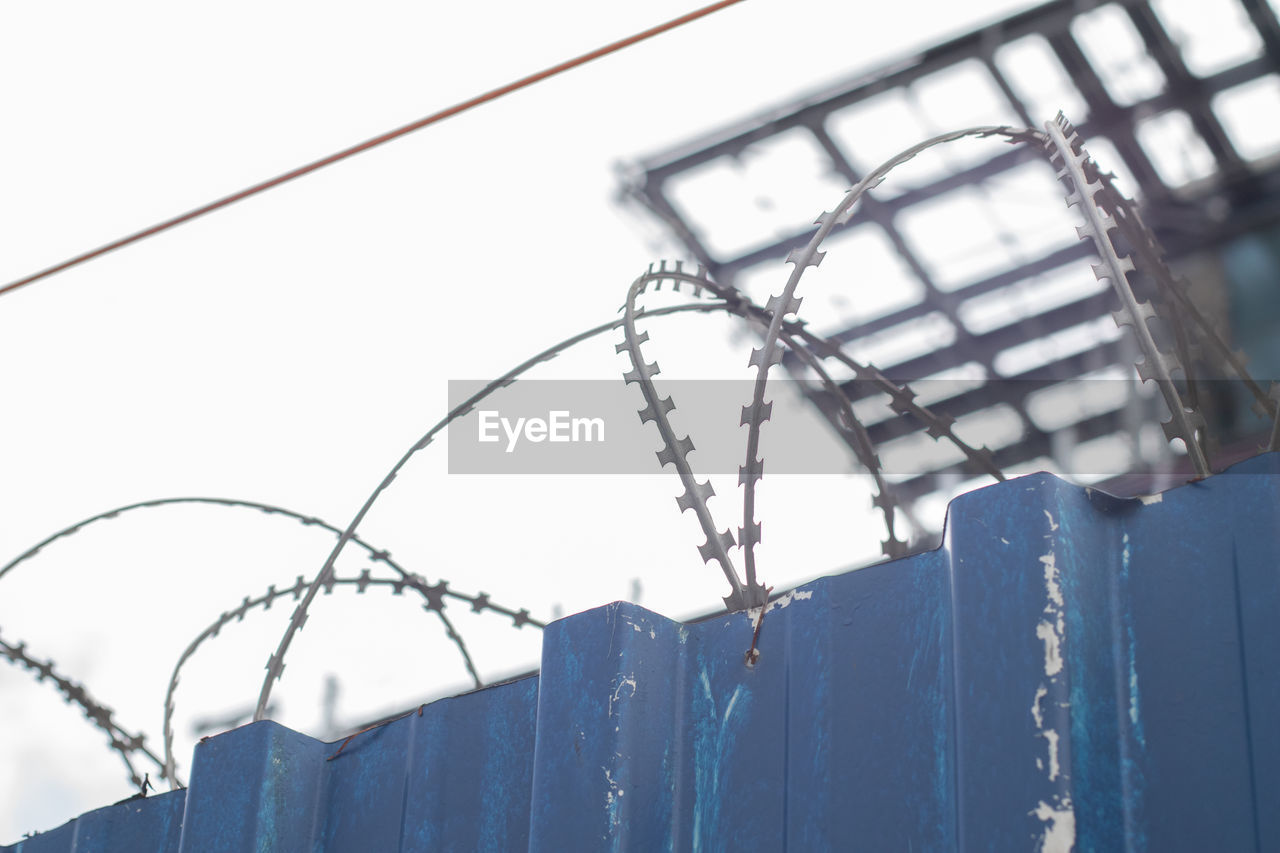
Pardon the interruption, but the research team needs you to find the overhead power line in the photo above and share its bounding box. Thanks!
[0,0,747,299]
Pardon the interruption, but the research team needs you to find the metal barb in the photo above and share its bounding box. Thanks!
[0,626,166,791]
[616,263,924,582]
[162,570,530,785]
[737,126,1032,591]
[1043,114,1210,478]
[0,497,541,788]
[252,298,737,720]
[1089,158,1276,427]
[620,265,918,562]
[621,265,750,610]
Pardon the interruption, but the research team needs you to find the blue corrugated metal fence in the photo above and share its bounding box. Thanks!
[8,454,1279,851]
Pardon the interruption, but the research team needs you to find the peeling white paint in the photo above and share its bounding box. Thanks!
[603,767,625,817]
[746,588,815,621]
[612,676,637,701]
[1031,545,1072,842]
[1036,552,1065,677]
[1043,509,1059,532]
[1033,798,1076,852]
[1129,664,1141,726]
[1120,533,1144,740]
[1039,553,1064,609]
[608,675,637,718]
[1042,729,1061,781]
[620,613,658,639]
[1137,493,1163,505]
[1037,621,1063,676]
[1031,685,1047,729]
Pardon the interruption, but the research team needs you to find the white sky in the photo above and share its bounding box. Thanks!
[0,0,1072,839]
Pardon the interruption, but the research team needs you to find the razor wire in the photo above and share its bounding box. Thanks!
[1089,153,1277,425]
[0,626,165,790]
[620,262,915,572]
[616,260,1013,601]
[0,497,537,629]
[1,496,537,788]
[251,299,739,721]
[252,282,960,716]
[6,111,1276,812]
[254,254,1024,715]
[162,569,500,787]
[736,125,1040,595]
[1098,173,1216,463]
[620,265,746,608]
[1043,114,1210,478]
[14,117,1256,773]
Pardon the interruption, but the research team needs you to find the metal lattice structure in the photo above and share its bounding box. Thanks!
[619,0,1280,517]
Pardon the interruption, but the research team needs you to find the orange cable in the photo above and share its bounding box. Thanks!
[0,0,746,298]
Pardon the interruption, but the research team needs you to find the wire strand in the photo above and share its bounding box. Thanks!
[0,0,746,299]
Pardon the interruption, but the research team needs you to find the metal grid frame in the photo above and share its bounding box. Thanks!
[619,0,1280,510]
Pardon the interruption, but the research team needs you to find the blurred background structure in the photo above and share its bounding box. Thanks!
[621,0,1280,537]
